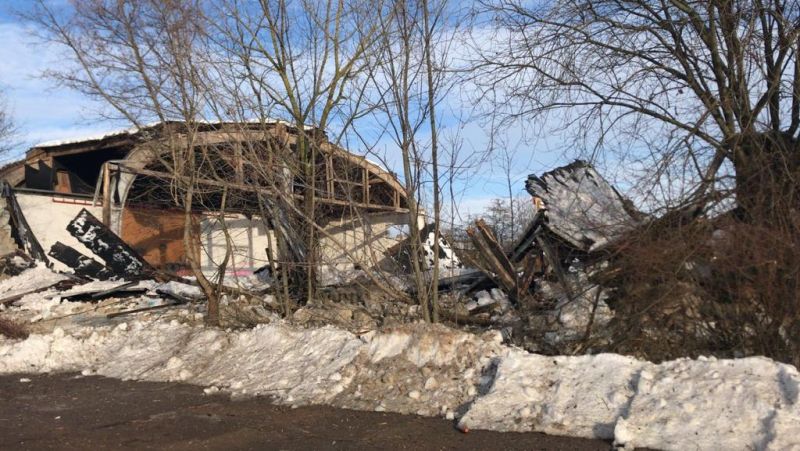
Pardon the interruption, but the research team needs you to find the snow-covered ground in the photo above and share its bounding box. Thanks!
[1,269,799,450]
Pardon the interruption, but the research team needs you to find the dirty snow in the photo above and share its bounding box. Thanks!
[1,269,799,449]
[156,281,205,300]
[0,264,68,300]
[1,313,799,449]
[459,353,644,439]
[614,356,800,450]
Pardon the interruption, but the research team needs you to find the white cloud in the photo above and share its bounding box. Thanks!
[0,21,112,158]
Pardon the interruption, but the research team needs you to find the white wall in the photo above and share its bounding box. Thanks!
[317,212,411,285]
[199,214,273,279]
[15,192,104,272]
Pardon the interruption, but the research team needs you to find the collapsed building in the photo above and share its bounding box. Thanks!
[457,161,642,351]
[0,118,627,346]
[0,121,417,284]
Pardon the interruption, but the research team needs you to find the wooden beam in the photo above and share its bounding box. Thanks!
[325,155,334,199]
[363,168,369,204]
[48,241,113,280]
[67,208,153,278]
[116,164,409,213]
[2,184,50,264]
[466,226,517,295]
[474,219,517,278]
[102,162,111,226]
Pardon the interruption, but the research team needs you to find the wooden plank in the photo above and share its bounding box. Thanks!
[363,168,369,204]
[106,300,178,318]
[0,279,83,305]
[474,219,517,278]
[535,235,576,302]
[48,241,113,280]
[115,165,409,213]
[518,253,541,294]
[326,155,334,199]
[62,286,147,303]
[67,208,153,278]
[466,226,517,295]
[91,281,138,299]
[0,282,63,306]
[102,163,111,226]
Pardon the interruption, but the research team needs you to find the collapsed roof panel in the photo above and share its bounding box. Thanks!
[525,160,639,252]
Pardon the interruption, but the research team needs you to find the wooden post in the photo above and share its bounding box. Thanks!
[326,155,334,198]
[474,219,517,280]
[466,226,517,295]
[102,163,111,226]
[363,167,369,204]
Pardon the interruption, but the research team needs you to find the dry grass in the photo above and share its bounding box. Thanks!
[0,316,28,340]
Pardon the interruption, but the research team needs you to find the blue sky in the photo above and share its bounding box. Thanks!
[0,1,570,219]
[0,1,116,153]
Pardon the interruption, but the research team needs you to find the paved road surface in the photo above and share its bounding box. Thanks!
[0,373,610,450]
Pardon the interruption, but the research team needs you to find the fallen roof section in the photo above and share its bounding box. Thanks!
[525,160,639,252]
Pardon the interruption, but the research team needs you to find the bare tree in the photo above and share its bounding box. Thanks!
[365,0,457,322]
[422,0,444,322]
[474,0,800,222]
[211,0,387,303]
[27,0,230,323]
[0,91,15,155]
[28,0,411,323]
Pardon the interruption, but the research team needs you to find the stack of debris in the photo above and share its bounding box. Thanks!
[0,203,211,320]
[48,209,155,280]
[453,160,641,351]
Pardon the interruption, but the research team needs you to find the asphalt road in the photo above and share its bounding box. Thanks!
[0,373,611,450]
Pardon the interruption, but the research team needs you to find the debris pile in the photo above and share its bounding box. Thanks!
[440,160,638,352]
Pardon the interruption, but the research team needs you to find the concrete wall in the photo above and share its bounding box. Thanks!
[199,212,412,285]
[12,191,413,285]
[316,212,411,285]
[0,197,19,255]
[199,215,273,279]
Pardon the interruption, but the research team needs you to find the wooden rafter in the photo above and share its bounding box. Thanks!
[114,164,408,213]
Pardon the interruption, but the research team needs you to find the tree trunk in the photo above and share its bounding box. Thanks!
[731,132,800,224]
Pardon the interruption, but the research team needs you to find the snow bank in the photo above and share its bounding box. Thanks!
[0,321,364,404]
[1,316,799,449]
[335,325,507,417]
[614,356,800,450]
[459,352,644,439]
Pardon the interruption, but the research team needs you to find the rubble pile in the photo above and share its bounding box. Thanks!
[437,160,635,353]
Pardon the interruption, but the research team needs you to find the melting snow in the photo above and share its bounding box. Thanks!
[0,268,799,449]
[0,316,798,449]
[0,265,68,300]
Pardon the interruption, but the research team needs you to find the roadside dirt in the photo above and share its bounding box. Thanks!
[0,373,610,450]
